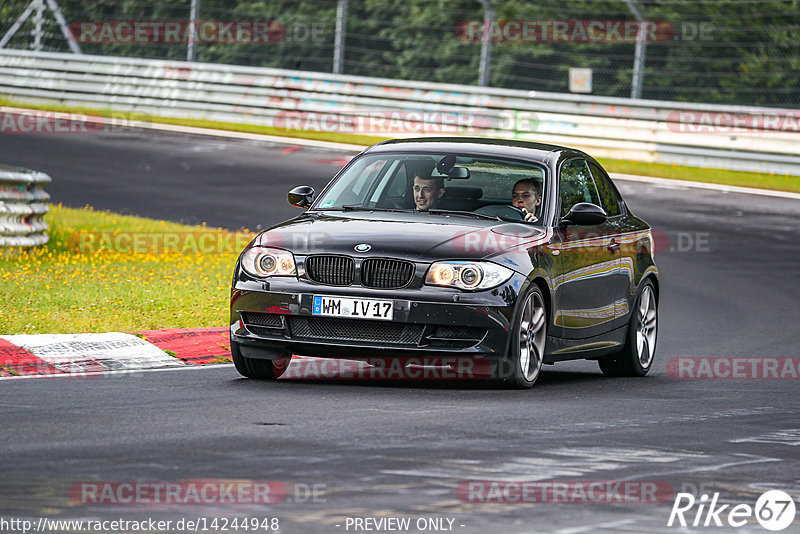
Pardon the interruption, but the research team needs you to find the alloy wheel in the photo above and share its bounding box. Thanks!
[636,285,657,369]
[518,290,547,382]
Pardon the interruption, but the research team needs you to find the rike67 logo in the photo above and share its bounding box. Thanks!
[668,490,796,531]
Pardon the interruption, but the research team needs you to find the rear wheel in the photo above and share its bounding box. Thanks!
[231,339,291,379]
[598,280,657,377]
[493,285,547,389]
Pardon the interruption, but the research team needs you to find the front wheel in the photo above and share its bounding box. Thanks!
[493,285,547,389]
[231,339,291,379]
[598,280,657,377]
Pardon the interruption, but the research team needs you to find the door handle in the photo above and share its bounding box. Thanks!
[607,239,621,253]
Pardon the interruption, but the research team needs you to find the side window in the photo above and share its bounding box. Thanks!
[559,159,601,217]
[588,162,622,217]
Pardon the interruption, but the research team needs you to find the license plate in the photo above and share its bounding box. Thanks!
[312,295,394,320]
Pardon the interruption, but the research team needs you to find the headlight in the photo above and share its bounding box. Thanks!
[425,261,513,290]
[241,246,296,278]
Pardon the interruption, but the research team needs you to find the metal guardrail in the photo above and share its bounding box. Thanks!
[0,164,50,247]
[1,49,799,175]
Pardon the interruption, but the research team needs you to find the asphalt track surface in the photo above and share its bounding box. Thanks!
[2,129,800,533]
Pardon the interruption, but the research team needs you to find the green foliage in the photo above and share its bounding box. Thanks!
[1,0,798,106]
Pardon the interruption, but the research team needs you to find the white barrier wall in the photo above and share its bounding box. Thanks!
[1,49,799,175]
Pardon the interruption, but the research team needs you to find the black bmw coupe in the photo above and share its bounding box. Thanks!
[230,138,658,388]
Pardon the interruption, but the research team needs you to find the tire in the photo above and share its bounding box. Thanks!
[231,339,291,380]
[493,285,547,389]
[598,280,657,377]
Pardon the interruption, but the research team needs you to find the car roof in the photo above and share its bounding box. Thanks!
[362,137,590,164]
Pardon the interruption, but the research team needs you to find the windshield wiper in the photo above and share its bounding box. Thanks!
[427,209,501,221]
[340,205,414,213]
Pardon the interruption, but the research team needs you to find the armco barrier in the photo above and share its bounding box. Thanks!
[0,164,50,247]
[1,49,799,175]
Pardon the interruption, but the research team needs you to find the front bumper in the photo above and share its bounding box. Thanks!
[230,277,524,361]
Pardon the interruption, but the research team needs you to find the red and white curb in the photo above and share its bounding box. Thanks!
[0,328,231,378]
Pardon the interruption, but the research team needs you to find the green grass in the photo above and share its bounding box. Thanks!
[3,96,798,193]
[0,205,253,334]
[599,158,800,193]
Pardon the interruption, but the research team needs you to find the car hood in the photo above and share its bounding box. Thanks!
[254,211,548,262]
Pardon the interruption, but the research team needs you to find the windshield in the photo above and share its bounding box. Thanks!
[312,153,547,223]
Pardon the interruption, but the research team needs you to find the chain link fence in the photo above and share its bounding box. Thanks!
[1,0,798,108]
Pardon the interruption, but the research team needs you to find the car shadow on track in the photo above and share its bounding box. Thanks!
[231,365,616,391]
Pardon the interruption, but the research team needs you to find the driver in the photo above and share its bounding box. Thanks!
[413,172,445,211]
[512,178,541,222]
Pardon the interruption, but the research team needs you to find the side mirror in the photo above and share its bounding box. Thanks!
[561,202,607,226]
[288,185,315,209]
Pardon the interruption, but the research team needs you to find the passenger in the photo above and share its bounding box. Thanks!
[512,178,541,222]
[413,172,445,211]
